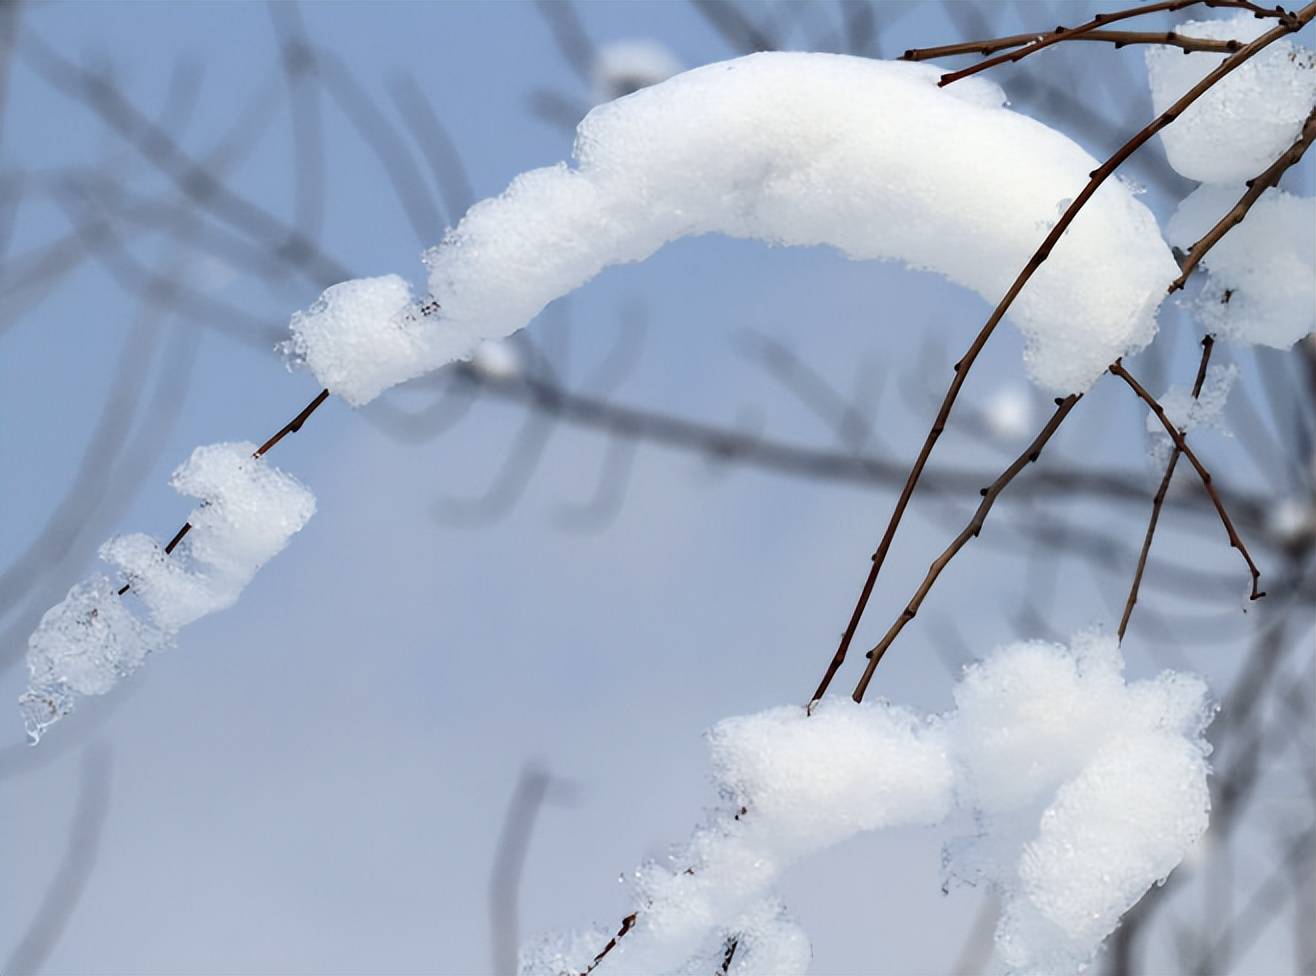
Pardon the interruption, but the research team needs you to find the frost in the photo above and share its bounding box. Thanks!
[21,443,314,741]
[592,40,682,103]
[532,635,1212,975]
[1146,14,1316,183]
[289,53,1176,404]
[1167,184,1315,349]
[1145,363,1237,466]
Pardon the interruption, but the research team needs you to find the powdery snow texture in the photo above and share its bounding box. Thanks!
[1146,14,1316,185]
[523,635,1213,976]
[20,443,314,741]
[288,53,1177,405]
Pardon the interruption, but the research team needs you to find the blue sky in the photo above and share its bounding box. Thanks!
[2,3,1312,974]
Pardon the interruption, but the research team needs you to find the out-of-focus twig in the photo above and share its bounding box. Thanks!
[4,743,113,975]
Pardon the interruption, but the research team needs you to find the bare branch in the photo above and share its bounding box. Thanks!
[1119,335,1216,641]
[1170,104,1316,292]
[1110,359,1265,600]
[812,10,1306,703]
[904,28,1243,62]
[851,394,1082,702]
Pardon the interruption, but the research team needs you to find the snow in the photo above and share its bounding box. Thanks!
[1146,14,1316,184]
[946,634,1213,974]
[288,53,1176,404]
[283,274,435,408]
[526,634,1212,975]
[1167,184,1315,349]
[20,443,314,742]
[592,40,682,103]
[581,699,952,975]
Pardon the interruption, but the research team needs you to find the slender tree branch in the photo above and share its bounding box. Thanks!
[903,28,1243,62]
[578,913,637,976]
[114,387,330,597]
[1119,335,1215,641]
[937,0,1291,86]
[719,936,739,974]
[852,394,1081,702]
[1170,104,1316,292]
[1109,360,1265,599]
[811,9,1306,703]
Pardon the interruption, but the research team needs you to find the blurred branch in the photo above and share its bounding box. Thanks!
[4,743,113,975]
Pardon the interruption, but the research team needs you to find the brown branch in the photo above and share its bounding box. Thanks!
[851,395,1081,703]
[1109,360,1265,600]
[937,0,1199,85]
[903,28,1243,62]
[719,936,739,974]
[1119,336,1215,642]
[115,387,330,597]
[1170,104,1316,292]
[937,0,1292,86]
[578,913,637,976]
[809,7,1307,704]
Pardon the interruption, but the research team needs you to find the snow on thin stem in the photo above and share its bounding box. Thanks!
[811,8,1310,704]
[936,0,1288,87]
[541,635,1214,976]
[1109,359,1265,599]
[1119,337,1216,642]
[1170,105,1316,293]
[851,394,1082,703]
[114,388,330,599]
[21,387,329,741]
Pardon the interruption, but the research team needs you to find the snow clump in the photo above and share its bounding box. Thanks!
[20,443,314,741]
[523,634,1213,975]
[1146,13,1316,184]
[287,52,1177,404]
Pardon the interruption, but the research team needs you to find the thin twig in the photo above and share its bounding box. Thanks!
[1109,360,1265,600]
[719,936,739,974]
[1119,336,1215,641]
[578,913,637,976]
[810,7,1308,703]
[115,387,330,596]
[903,28,1243,62]
[937,0,1289,86]
[1170,105,1316,292]
[852,395,1081,702]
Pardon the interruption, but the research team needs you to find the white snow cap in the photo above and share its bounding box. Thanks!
[1167,184,1315,348]
[20,443,314,741]
[946,634,1213,975]
[289,53,1176,404]
[525,634,1212,976]
[1146,13,1316,183]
